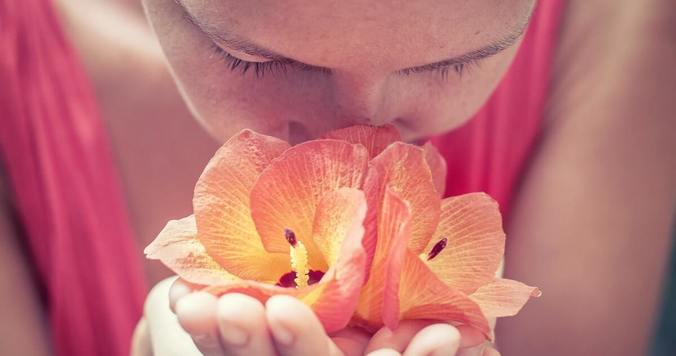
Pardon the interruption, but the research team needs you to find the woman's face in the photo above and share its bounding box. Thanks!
[142,0,534,143]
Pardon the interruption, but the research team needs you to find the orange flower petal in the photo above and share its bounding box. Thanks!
[306,188,369,332]
[363,142,440,258]
[194,130,291,282]
[398,253,490,336]
[312,188,367,266]
[355,189,411,330]
[422,193,505,294]
[145,215,240,285]
[469,278,541,318]
[423,142,447,197]
[322,124,401,158]
[250,140,368,270]
[206,190,368,332]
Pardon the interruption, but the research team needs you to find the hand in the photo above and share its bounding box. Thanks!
[131,277,371,356]
[364,321,500,356]
[131,277,500,356]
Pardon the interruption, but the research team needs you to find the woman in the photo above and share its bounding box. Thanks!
[1,0,674,355]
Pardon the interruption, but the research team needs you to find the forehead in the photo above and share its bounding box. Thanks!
[181,0,534,69]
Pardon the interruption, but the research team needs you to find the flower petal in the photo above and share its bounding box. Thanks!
[321,124,401,158]
[398,253,490,337]
[423,142,447,197]
[469,278,541,318]
[304,188,369,332]
[194,129,291,282]
[203,279,301,304]
[422,193,505,294]
[312,188,367,266]
[363,142,441,258]
[355,189,411,330]
[145,215,240,285]
[205,192,368,333]
[251,139,369,270]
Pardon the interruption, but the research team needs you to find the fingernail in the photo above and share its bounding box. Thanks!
[270,321,294,346]
[219,324,249,346]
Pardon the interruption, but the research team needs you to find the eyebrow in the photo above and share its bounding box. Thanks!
[175,0,531,72]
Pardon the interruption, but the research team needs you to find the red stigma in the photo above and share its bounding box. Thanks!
[427,237,448,261]
[308,270,325,285]
[284,228,297,247]
[275,270,325,288]
[276,271,297,288]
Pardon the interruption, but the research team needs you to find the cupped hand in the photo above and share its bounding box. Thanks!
[364,321,500,356]
[131,277,499,356]
[131,277,370,356]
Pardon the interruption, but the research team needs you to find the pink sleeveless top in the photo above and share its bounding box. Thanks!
[0,1,563,355]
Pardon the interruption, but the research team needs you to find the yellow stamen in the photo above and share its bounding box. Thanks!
[290,240,309,288]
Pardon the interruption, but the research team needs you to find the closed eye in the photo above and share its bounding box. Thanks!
[179,0,530,80]
[211,44,479,80]
[210,44,330,78]
[397,59,481,79]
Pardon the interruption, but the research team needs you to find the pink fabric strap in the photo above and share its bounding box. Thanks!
[0,1,147,355]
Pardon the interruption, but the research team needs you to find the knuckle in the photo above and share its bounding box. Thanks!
[144,276,177,316]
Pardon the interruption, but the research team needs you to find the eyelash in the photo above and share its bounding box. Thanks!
[210,44,479,80]
[210,45,329,78]
[397,60,479,80]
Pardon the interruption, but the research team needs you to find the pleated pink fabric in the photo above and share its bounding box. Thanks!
[0,1,147,355]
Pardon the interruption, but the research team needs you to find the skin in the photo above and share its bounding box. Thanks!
[142,0,533,144]
[134,0,529,353]
[1,0,674,355]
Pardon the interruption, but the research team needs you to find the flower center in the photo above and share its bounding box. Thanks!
[279,228,321,288]
[276,270,325,288]
[427,237,448,261]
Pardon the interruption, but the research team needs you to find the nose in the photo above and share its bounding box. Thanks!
[328,71,396,127]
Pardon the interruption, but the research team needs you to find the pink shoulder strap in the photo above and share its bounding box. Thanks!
[0,1,147,355]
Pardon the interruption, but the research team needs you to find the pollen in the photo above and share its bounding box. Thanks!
[285,228,309,288]
[284,228,297,247]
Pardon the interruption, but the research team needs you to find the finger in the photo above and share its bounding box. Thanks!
[130,317,152,356]
[456,326,486,348]
[455,325,493,356]
[169,278,201,313]
[330,327,371,356]
[364,320,431,354]
[483,347,500,356]
[144,277,202,356]
[367,349,402,356]
[403,323,461,356]
[175,291,223,356]
[266,295,343,356]
[456,344,500,356]
[216,293,276,356]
